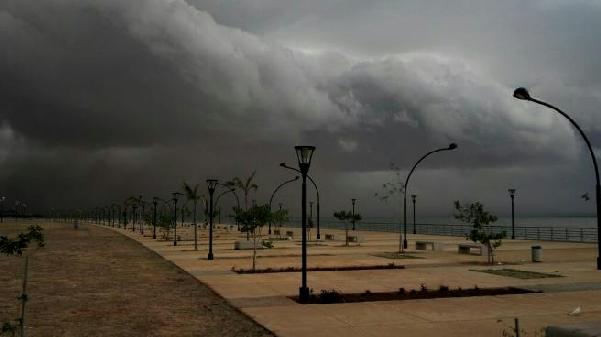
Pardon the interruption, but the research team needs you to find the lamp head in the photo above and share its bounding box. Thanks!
[508,188,516,196]
[206,179,219,193]
[411,194,416,201]
[294,146,316,166]
[513,87,531,100]
[448,143,458,150]
[279,162,287,167]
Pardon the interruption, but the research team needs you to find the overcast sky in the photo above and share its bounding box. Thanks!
[1,0,601,220]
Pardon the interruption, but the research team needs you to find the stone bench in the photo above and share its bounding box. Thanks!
[325,234,335,240]
[416,240,443,251]
[286,231,294,238]
[347,235,357,243]
[458,243,488,256]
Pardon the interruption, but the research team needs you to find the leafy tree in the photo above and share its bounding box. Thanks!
[454,201,505,264]
[234,204,272,271]
[0,225,45,256]
[374,163,405,203]
[226,171,258,210]
[272,208,289,237]
[333,210,362,246]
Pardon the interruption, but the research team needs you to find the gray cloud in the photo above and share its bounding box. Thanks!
[0,0,599,218]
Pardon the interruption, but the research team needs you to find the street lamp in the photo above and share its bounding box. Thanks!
[514,87,601,269]
[295,145,316,302]
[508,189,516,239]
[152,197,159,239]
[207,179,218,260]
[1,196,7,223]
[402,143,458,252]
[172,192,183,246]
[280,163,320,239]
[269,176,299,234]
[411,195,417,234]
[351,198,357,231]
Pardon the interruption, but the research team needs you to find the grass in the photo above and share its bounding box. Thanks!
[472,268,563,279]
[233,263,405,274]
[0,222,273,337]
[372,252,424,259]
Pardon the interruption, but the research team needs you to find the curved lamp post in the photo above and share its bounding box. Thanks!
[402,143,458,252]
[411,195,417,234]
[172,192,183,246]
[269,176,300,234]
[207,179,218,260]
[215,183,240,230]
[508,189,516,239]
[351,198,357,231]
[514,87,601,269]
[280,163,321,239]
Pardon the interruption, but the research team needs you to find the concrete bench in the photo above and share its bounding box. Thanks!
[416,240,443,251]
[458,243,488,256]
[286,231,294,238]
[347,235,357,243]
[325,234,335,240]
[234,240,264,250]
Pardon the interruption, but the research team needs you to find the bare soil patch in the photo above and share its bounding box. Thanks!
[0,222,274,337]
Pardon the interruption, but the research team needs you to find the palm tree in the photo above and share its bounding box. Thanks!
[226,171,258,210]
[183,182,204,251]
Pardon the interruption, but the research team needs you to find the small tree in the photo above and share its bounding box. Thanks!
[271,208,289,238]
[333,210,362,246]
[454,201,505,264]
[235,204,272,271]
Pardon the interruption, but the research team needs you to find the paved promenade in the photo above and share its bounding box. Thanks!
[111,224,601,337]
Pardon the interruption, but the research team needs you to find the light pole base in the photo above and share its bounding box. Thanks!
[173,241,177,246]
[208,252,214,260]
[152,234,156,239]
[317,234,320,240]
[403,239,408,250]
[299,286,310,303]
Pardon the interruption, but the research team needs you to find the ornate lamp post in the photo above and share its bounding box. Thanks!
[402,143,458,252]
[295,146,316,302]
[508,189,516,239]
[411,195,417,234]
[514,87,601,269]
[172,192,183,246]
[207,179,218,260]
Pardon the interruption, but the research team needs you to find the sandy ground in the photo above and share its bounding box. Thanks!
[0,221,274,337]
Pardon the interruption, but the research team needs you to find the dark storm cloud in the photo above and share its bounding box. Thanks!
[0,0,599,217]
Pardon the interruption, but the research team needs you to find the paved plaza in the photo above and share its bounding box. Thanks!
[113,224,601,337]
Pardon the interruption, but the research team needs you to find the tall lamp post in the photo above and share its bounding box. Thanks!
[207,179,218,260]
[411,195,417,234]
[514,87,601,269]
[172,192,183,246]
[0,196,6,223]
[508,189,516,239]
[269,176,299,234]
[402,143,458,252]
[351,198,357,230]
[280,163,321,239]
[296,146,316,302]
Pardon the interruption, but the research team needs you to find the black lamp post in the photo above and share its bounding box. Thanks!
[295,146,316,302]
[351,198,356,231]
[280,163,321,239]
[402,143,458,252]
[269,176,299,235]
[214,184,240,230]
[172,192,182,246]
[152,197,159,239]
[207,179,218,260]
[411,195,417,234]
[0,196,6,223]
[139,195,145,235]
[508,189,516,239]
[514,87,601,269]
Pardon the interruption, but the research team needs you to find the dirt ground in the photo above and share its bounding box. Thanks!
[0,221,274,337]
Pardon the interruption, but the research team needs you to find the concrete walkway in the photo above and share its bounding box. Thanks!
[109,224,601,337]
